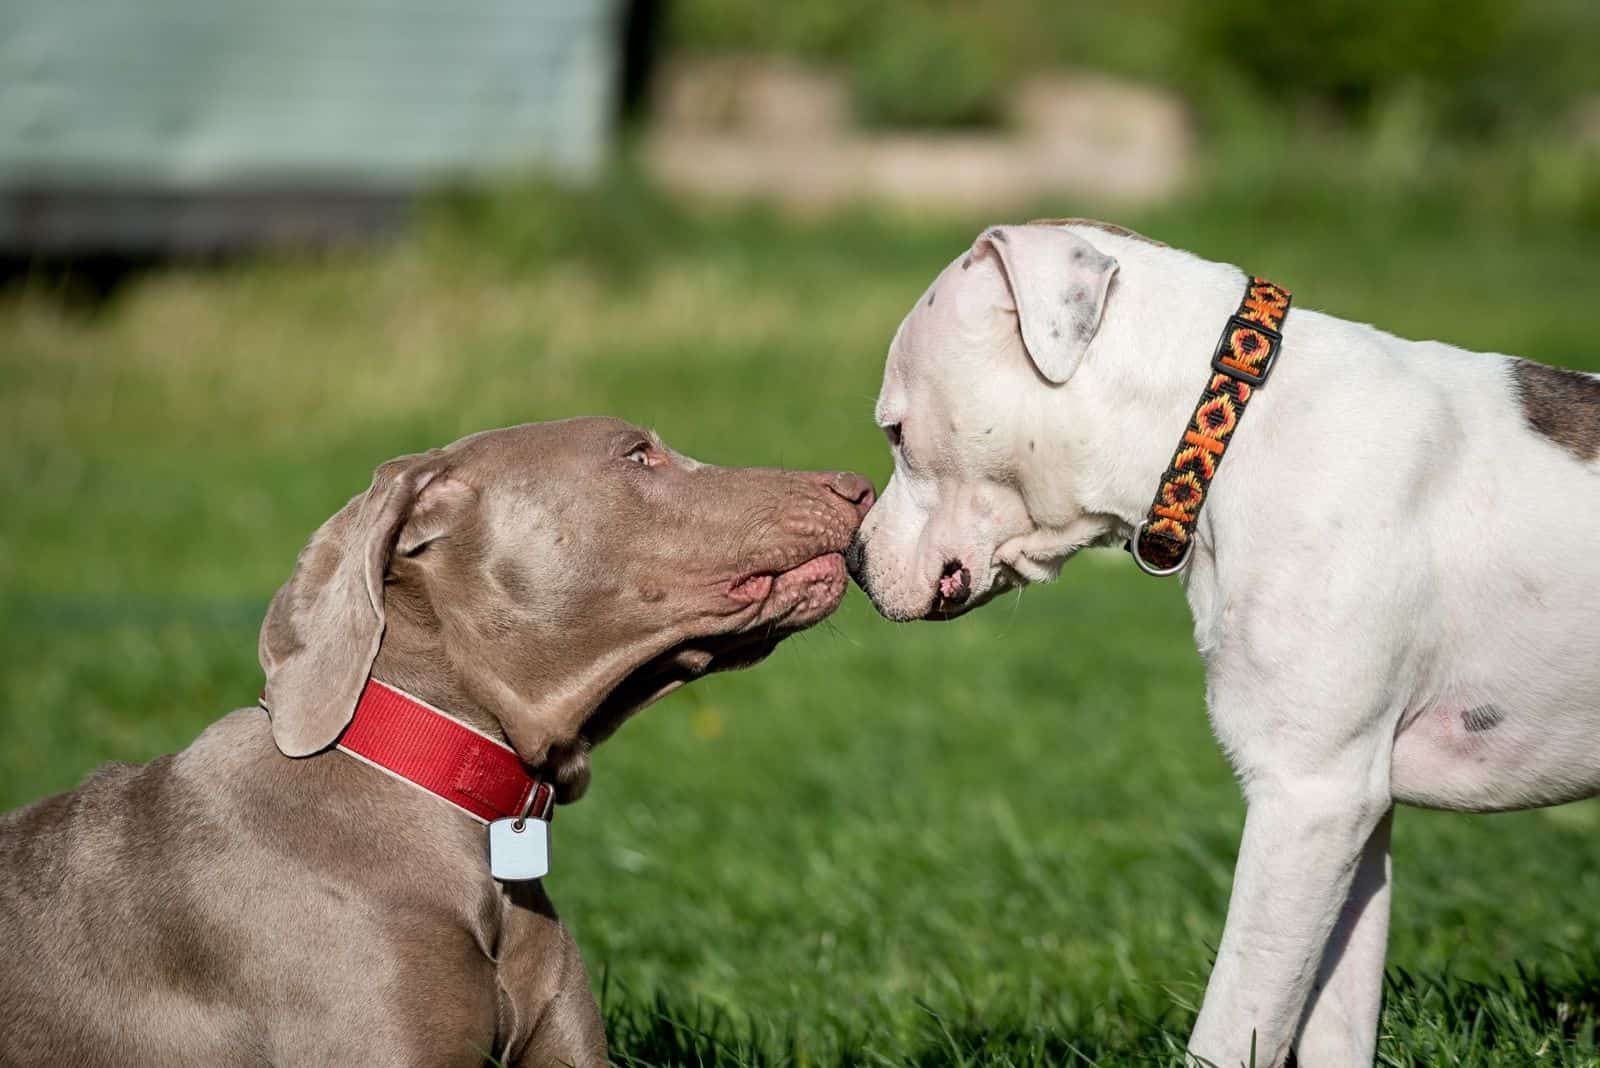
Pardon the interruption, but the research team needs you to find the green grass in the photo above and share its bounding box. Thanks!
[4,170,1600,1065]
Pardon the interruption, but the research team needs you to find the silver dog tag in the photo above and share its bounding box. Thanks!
[488,818,549,881]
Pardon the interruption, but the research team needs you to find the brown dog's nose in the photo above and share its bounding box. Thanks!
[825,471,875,519]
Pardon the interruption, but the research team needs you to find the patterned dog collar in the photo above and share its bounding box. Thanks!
[1130,277,1293,576]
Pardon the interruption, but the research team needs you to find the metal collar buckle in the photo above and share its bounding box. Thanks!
[1129,519,1192,577]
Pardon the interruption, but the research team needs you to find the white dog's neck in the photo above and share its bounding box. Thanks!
[1039,228,1256,546]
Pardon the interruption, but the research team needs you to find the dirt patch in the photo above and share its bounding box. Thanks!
[1576,95,1600,149]
[645,59,1193,214]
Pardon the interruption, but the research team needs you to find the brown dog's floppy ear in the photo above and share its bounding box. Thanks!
[976,224,1118,384]
[259,452,447,757]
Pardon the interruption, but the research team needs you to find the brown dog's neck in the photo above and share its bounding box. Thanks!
[368,660,507,744]
[371,589,514,748]
[372,580,601,801]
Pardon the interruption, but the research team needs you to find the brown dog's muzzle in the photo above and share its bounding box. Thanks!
[556,462,874,781]
[719,468,874,633]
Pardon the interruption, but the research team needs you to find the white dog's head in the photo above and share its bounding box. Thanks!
[847,224,1122,621]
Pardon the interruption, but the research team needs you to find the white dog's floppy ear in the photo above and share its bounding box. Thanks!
[976,225,1118,384]
[259,452,460,757]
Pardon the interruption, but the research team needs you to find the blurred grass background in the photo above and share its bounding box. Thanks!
[5,1,1600,1064]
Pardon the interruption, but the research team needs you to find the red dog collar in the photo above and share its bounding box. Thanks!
[334,679,553,826]
[1131,276,1293,575]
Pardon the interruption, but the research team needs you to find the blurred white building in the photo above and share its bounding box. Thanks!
[0,0,624,252]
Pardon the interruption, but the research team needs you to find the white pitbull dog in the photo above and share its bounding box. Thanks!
[847,219,1600,1066]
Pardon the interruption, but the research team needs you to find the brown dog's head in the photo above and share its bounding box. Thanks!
[259,417,873,799]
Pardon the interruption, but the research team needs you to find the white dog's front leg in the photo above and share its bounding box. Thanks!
[1188,781,1389,1068]
[1294,808,1393,1065]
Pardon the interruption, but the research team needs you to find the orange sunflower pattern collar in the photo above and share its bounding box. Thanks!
[1130,276,1293,576]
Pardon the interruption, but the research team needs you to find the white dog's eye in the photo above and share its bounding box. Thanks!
[884,423,903,448]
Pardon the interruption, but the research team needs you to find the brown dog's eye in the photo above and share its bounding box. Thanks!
[884,423,903,448]
[625,445,651,465]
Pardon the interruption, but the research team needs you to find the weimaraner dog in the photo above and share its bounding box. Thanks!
[0,417,873,1067]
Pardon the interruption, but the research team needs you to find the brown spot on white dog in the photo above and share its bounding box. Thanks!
[1511,359,1600,461]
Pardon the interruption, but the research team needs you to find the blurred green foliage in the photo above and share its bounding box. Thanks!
[1188,0,1594,136]
[670,0,1600,135]
[851,17,1004,129]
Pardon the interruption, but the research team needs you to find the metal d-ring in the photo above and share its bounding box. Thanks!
[510,791,536,833]
[511,783,555,832]
[1129,519,1193,578]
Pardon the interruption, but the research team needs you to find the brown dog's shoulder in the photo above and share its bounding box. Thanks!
[1510,358,1600,461]
[1026,217,1168,249]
